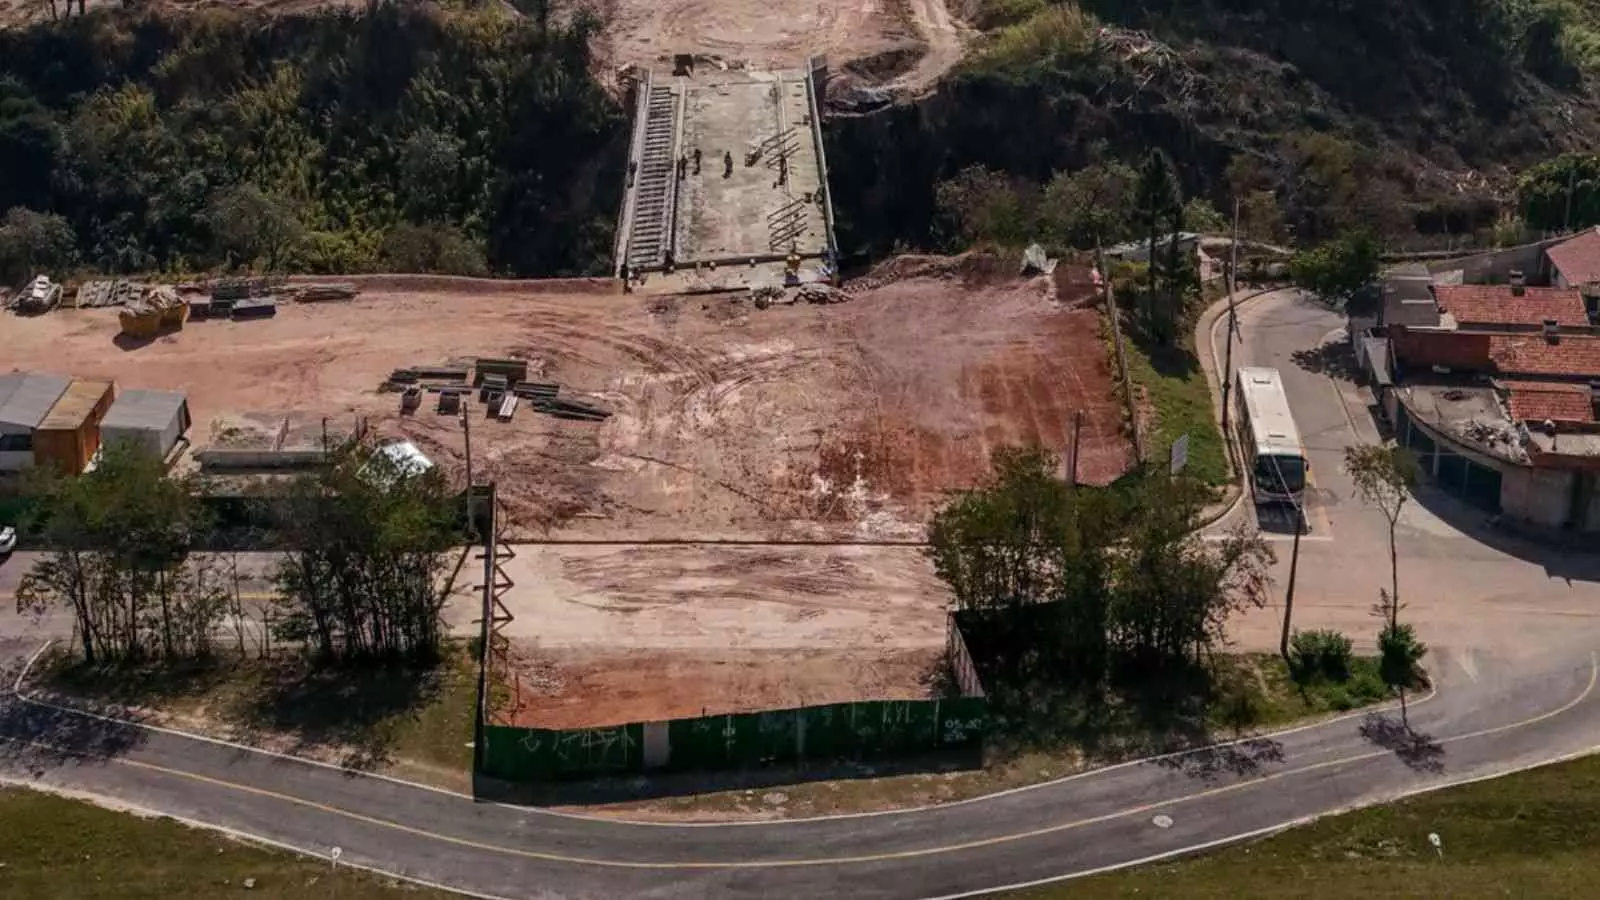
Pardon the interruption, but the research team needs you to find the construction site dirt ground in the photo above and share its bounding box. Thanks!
[574,0,966,81]
[1,257,1129,725]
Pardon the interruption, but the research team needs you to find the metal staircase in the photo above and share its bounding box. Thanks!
[625,85,680,271]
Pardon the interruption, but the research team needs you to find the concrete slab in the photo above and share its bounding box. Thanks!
[674,70,829,265]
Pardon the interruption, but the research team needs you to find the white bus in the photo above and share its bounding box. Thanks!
[1234,366,1309,504]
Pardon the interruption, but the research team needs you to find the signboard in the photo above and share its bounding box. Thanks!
[1170,433,1190,476]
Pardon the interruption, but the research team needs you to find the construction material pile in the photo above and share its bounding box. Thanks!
[799,283,847,304]
[118,285,190,338]
[290,283,360,302]
[14,275,62,314]
[386,357,610,423]
[207,278,279,321]
[75,280,142,309]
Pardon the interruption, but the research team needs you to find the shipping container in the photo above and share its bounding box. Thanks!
[33,380,115,475]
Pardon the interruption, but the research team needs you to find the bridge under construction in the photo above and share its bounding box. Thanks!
[613,57,839,293]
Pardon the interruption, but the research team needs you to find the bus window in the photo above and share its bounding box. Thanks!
[1254,454,1307,495]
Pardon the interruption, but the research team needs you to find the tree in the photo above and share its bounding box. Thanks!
[1378,617,1427,729]
[16,440,220,663]
[206,183,304,272]
[933,165,1033,249]
[399,128,464,224]
[1519,152,1600,232]
[379,223,489,276]
[1289,229,1381,309]
[1040,162,1137,249]
[270,441,458,664]
[1344,445,1420,629]
[927,449,1274,688]
[1133,150,1184,344]
[0,206,74,283]
[0,80,63,212]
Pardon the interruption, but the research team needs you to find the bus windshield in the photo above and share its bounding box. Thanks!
[1253,454,1307,495]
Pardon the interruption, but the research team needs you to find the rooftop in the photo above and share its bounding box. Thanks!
[38,380,113,431]
[1400,383,1526,463]
[1431,284,1588,328]
[1546,226,1600,286]
[101,388,188,432]
[1490,334,1600,377]
[1501,380,1594,423]
[0,371,71,431]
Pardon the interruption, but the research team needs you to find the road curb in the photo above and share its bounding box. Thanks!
[1192,285,1289,531]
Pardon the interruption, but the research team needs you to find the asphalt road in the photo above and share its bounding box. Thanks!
[0,291,1599,899]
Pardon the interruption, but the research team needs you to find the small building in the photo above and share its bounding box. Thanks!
[0,372,71,472]
[33,379,115,475]
[1545,227,1600,290]
[100,388,191,462]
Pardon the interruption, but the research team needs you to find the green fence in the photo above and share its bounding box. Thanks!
[481,696,988,781]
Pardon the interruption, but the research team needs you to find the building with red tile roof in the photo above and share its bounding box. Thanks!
[1547,227,1600,288]
[1431,284,1589,329]
[1489,334,1600,378]
[1501,381,1595,423]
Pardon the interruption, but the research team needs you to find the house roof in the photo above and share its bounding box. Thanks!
[1391,329,1492,371]
[101,388,188,432]
[38,380,112,431]
[1546,227,1600,286]
[1489,334,1600,377]
[0,372,71,431]
[1431,284,1588,328]
[1502,381,1594,423]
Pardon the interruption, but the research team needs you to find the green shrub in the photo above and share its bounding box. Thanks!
[1289,628,1354,683]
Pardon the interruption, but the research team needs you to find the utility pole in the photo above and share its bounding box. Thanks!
[461,403,477,542]
[1565,163,1578,234]
[1279,497,1304,662]
[1221,198,1241,449]
[1068,409,1084,486]
[1099,245,1143,464]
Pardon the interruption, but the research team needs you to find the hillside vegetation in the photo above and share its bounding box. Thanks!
[829,0,1600,258]
[0,4,626,279]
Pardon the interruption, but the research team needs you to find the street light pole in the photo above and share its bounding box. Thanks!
[1220,198,1241,452]
[1279,495,1303,663]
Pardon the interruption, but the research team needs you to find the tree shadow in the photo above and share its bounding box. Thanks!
[1147,736,1286,781]
[1120,311,1199,379]
[246,658,447,771]
[40,652,449,773]
[1290,341,1359,381]
[0,696,150,773]
[1357,711,1444,773]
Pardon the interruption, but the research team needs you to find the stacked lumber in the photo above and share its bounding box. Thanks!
[292,283,360,302]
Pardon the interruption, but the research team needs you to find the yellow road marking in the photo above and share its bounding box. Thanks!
[3,654,1592,870]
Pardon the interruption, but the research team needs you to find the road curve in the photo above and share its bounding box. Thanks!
[2,629,1599,899]
[3,290,1600,898]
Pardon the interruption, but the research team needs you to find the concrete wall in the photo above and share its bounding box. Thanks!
[1426,235,1568,286]
[1500,466,1574,529]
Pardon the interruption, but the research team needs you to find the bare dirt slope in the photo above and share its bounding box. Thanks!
[0,264,1126,541]
[576,0,967,91]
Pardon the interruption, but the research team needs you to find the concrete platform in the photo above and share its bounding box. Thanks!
[615,64,838,289]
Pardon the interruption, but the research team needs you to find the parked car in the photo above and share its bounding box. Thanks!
[0,525,15,556]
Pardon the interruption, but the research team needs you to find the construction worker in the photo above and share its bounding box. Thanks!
[724,151,733,179]
[693,148,702,175]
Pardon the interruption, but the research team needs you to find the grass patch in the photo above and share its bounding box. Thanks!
[1008,747,1600,898]
[1119,319,1228,487]
[0,787,450,899]
[41,642,479,790]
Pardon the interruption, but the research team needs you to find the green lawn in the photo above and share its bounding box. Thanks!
[1121,325,1229,487]
[42,642,479,791]
[1010,749,1600,898]
[0,788,451,899]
